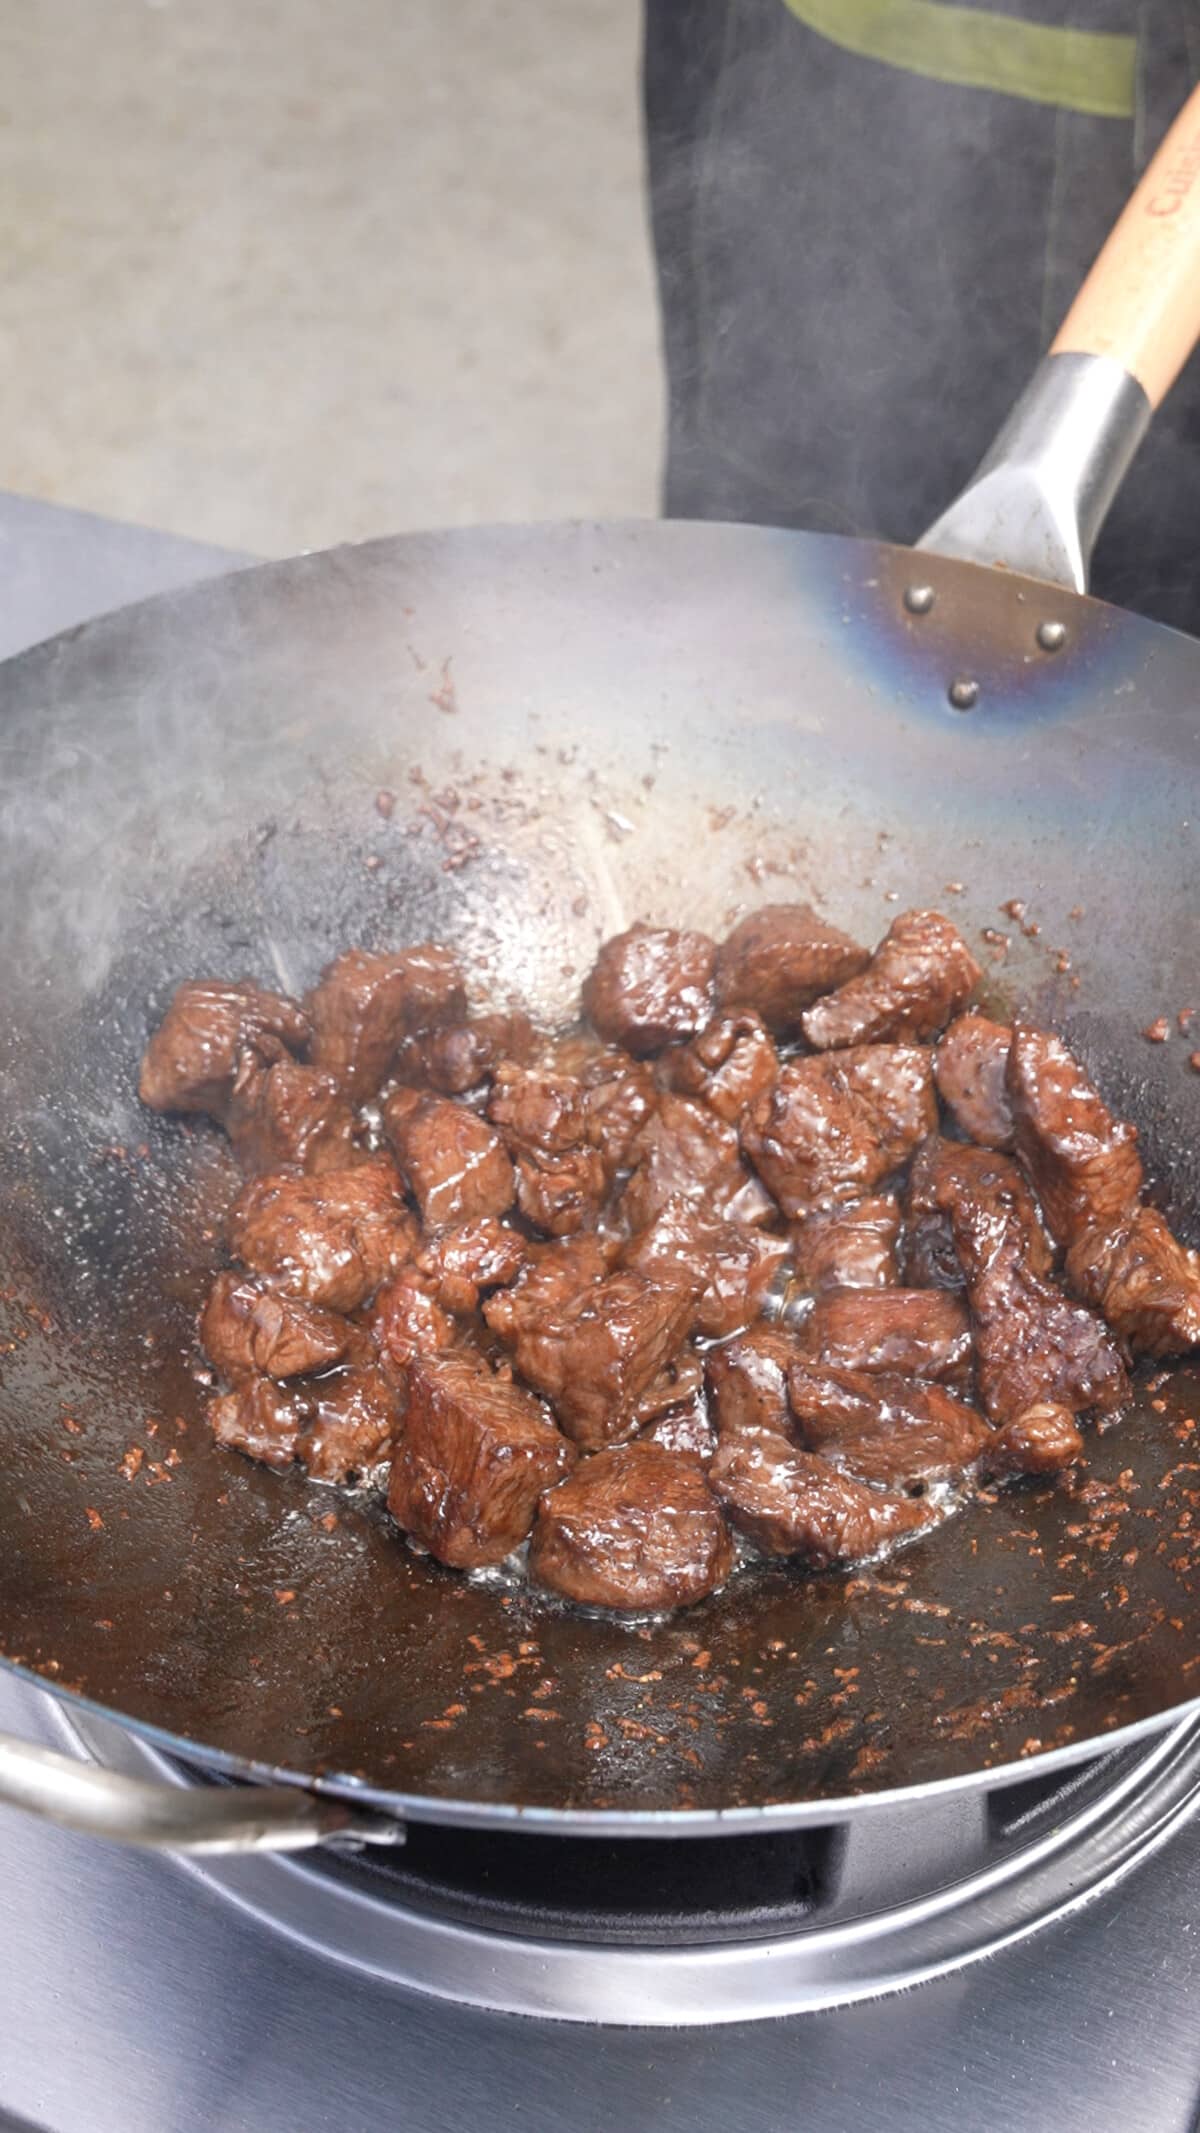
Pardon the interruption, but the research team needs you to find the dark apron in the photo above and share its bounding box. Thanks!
[644,0,1200,633]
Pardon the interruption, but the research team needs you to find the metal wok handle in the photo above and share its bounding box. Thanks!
[920,82,1200,591]
[0,1728,404,1855]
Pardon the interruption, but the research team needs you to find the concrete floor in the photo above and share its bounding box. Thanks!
[0,0,661,555]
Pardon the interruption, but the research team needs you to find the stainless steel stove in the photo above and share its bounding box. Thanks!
[2,495,1200,2132]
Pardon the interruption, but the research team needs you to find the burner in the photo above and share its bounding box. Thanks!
[51,1697,1200,2025]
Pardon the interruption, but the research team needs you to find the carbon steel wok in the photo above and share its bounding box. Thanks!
[1,92,1200,1857]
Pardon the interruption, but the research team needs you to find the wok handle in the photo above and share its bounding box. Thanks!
[0,1728,405,1855]
[918,83,1200,591]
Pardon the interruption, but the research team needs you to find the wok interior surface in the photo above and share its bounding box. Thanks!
[1,519,1199,1822]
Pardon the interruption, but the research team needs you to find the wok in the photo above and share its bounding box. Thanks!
[1,91,1200,1857]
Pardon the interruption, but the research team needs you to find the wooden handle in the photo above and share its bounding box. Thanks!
[1052,82,1200,408]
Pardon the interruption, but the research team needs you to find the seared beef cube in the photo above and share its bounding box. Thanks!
[208,1378,304,1469]
[486,1062,604,1233]
[904,1137,1052,1290]
[982,1401,1085,1476]
[419,1011,537,1095]
[634,1348,705,1423]
[641,1402,718,1463]
[139,979,309,1120]
[801,1288,973,1389]
[529,1442,732,1610]
[387,1351,574,1568]
[485,1264,700,1450]
[514,1147,606,1236]
[415,1219,527,1317]
[307,945,466,1099]
[715,903,869,1035]
[711,1430,933,1564]
[624,1198,789,1338]
[1066,1207,1200,1357]
[200,1272,351,1381]
[802,910,980,1051]
[582,923,716,1055]
[623,1093,775,1231]
[578,1052,658,1175]
[227,1059,359,1175]
[659,1012,778,1124]
[741,1046,935,1217]
[1007,1022,1143,1247]
[791,1196,900,1295]
[482,1233,615,1347]
[787,1363,990,1489]
[705,1326,805,1447]
[386,1094,514,1226]
[370,1266,457,1367]
[297,1356,398,1483]
[934,1014,1014,1149]
[229,1159,416,1311]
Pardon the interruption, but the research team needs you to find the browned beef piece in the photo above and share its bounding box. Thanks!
[200,1272,351,1381]
[485,1261,700,1450]
[229,1159,416,1312]
[659,1012,778,1124]
[715,904,869,1035]
[139,979,309,1120]
[982,1401,1084,1476]
[802,910,981,1051]
[934,1014,1014,1149]
[227,1059,359,1175]
[529,1441,732,1610]
[787,1363,990,1489]
[385,1094,514,1226]
[582,923,716,1055]
[1007,1022,1143,1248]
[704,1326,805,1447]
[623,1093,776,1231]
[641,1402,718,1462]
[801,1288,974,1389]
[577,1051,658,1175]
[741,1047,935,1218]
[486,1063,605,1234]
[297,1353,398,1483]
[904,1137,1052,1292]
[623,1199,789,1338]
[1066,1207,1200,1357]
[791,1196,901,1295]
[415,1218,527,1317]
[482,1234,615,1355]
[515,1148,608,1236]
[387,1350,574,1568]
[710,1429,933,1564]
[306,945,466,1099]
[418,1011,537,1095]
[911,1139,1128,1421]
[635,1347,705,1423]
[370,1265,457,1368]
[208,1378,304,1469]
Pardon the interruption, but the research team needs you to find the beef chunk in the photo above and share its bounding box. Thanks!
[741,1046,936,1217]
[207,1378,303,1469]
[711,1429,933,1564]
[802,910,980,1050]
[297,1354,398,1482]
[515,1147,608,1236]
[529,1442,732,1610]
[659,1012,778,1124]
[139,979,309,1120]
[485,1262,700,1450]
[1007,1023,1143,1247]
[791,1196,901,1295]
[787,1363,990,1488]
[415,1219,527,1317]
[1066,1207,1200,1357]
[385,1094,514,1226]
[582,923,716,1055]
[935,1014,1014,1149]
[800,1288,974,1389]
[634,1347,705,1424]
[715,904,869,1035]
[486,1063,605,1234]
[227,1059,359,1175]
[387,1351,573,1568]
[307,945,466,1099]
[641,1401,718,1463]
[417,1011,537,1095]
[200,1272,351,1380]
[983,1401,1085,1476]
[482,1233,616,1349]
[577,1051,658,1175]
[623,1093,776,1231]
[229,1159,416,1311]
[904,1137,1052,1292]
[623,1199,789,1338]
[706,1326,805,1456]
[370,1266,457,1367]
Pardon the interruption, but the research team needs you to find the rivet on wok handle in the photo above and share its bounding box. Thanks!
[947,679,980,712]
[0,1729,406,1854]
[1037,620,1068,652]
[903,584,936,616]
